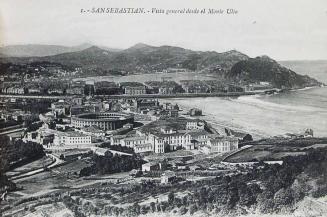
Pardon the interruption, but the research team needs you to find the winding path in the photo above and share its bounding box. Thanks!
[11,154,64,181]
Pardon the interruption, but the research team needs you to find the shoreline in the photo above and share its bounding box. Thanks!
[161,85,327,139]
[160,98,267,140]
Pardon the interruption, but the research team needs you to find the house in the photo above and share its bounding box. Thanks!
[70,105,88,116]
[189,165,203,171]
[186,119,205,130]
[124,86,146,95]
[119,82,146,95]
[158,86,175,95]
[84,99,103,112]
[201,135,238,154]
[110,134,126,146]
[161,171,177,184]
[27,85,42,94]
[51,100,71,116]
[53,131,92,148]
[148,127,193,152]
[94,81,121,95]
[145,81,181,95]
[72,97,83,105]
[136,99,160,112]
[129,169,142,177]
[188,130,210,147]
[59,149,91,161]
[134,143,153,153]
[78,126,105,137]
[110,133,150,152]
[91,147,110,156]
[160,109,179,118]
[142,162,161,172]
[3,85,25,94]
[120,135,148,148]
[66,86,84,95]
[77,126,105,142]
[48,88,64,95]
[180,80,209,93]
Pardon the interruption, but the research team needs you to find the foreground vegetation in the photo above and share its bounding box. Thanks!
[3,146,325,216]
[80,148,326,216]
[79,152,144,176]
[0,136,45,196]
[1,136,327,217]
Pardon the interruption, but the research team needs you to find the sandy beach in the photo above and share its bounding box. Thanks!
[160,98,263,139]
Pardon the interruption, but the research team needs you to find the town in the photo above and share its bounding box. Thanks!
[1,0,327,213]
[1,59,326,217]
[0,62,277,98]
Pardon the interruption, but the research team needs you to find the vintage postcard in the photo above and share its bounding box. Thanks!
[0,0,326,216]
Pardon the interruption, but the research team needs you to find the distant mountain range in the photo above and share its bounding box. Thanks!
[0,43,249,73]
[0,43,323,88]
[0,43,121,57]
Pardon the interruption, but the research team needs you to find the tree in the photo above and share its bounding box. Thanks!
[168,191,175,205]
[132,202,140,215]
[242,134,253,142]
[150,202,156,212]
[258,198,275,214]
[238,185,256,206]
[189,204,198,215]
[273,188,294,211]
[140,205,148,215]
[179,207,188,215]
[0,136,17,195]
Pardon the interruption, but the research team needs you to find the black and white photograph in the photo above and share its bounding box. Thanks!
[0,0,327,216]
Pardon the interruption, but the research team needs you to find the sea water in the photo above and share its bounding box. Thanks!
[167,87,327,139]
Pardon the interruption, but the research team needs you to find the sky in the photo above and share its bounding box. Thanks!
[0,0,327,60]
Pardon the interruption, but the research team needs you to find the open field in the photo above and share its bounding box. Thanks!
[225,137,327,163]
[144,150,195,161]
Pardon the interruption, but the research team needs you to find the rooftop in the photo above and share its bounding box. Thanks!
[81,125,105,133]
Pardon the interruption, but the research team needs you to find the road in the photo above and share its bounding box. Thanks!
[0,127,26,135]
[0,94,72,100]
[11,153,64,181]
[0,91,257,100]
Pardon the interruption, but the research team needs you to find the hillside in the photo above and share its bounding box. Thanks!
[0,44,249,73]
[0,44,323,88]
[229,56,322,88]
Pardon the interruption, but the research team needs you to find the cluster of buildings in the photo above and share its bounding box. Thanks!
[1,80,84,96]
[0,109,34,123]
[1,76,275,96]
[110,118,238,154]
[21,94,239,156]
[1,84,25,95]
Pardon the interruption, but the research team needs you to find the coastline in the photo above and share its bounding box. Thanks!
[160,98,266,140]
[161,85,326,140]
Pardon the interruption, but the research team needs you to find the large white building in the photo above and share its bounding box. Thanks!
[147,126,193,153]
[53,131,91,147]
[110,123,235,155]
[134,143,153,153]
[124,86,146,95]
[201,136,239,154]
[110,134,153,153]
[186,119,205,130]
